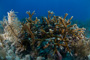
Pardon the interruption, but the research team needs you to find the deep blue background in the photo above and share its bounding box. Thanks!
[0,0,90,21]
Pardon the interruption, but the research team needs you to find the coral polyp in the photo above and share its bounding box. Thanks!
[0,10,90,60]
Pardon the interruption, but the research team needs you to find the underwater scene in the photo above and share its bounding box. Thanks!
[0,0,90,60]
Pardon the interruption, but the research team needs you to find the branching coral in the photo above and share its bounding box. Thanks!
[0,10,90,60]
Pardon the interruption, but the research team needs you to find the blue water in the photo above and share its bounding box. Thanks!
[0,0,90,21]
[0,0,90,60]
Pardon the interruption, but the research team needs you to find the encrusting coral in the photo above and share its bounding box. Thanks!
[0,10,90,60]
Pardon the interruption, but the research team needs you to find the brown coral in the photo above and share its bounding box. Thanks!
[0,10,89,60]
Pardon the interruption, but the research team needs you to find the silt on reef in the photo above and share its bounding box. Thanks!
[0,10,90,60]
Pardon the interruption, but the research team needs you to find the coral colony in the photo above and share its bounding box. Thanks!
[0,10,90,60]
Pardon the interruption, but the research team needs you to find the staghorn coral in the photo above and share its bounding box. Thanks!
[0,10,90,60]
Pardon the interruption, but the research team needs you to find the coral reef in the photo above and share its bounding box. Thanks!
[0,10,90,60]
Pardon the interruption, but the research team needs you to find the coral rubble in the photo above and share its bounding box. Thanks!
[0,10,90,60]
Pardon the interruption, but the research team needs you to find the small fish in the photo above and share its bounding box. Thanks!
[56,50,62,60]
